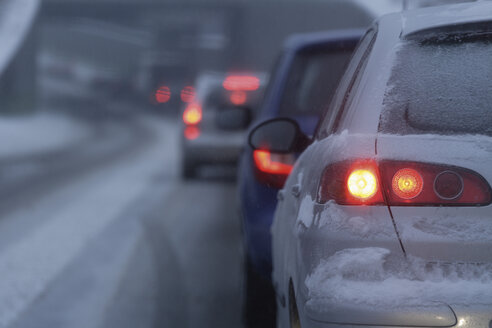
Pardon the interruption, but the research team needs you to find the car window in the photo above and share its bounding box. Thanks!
[278,45,353,118]
[259,54,283,112]
[316,28,376,139]
[380,29,492,136]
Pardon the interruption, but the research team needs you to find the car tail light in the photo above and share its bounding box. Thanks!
[391,168,423,200]
[347,169,379,200]
[230,91,247,105]
[183,103,202,125]
[181,86,195,103]
[253,150,295,189]
[318,160,384,205]
[184,126,200,140]
[434,171,463,200]
[223,75,260,91]
[318,160,492,206]
[379,161,491,206]
[155,85,171,103]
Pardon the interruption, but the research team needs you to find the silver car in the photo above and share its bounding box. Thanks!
[249,2,492,327]
[181,71,267,178]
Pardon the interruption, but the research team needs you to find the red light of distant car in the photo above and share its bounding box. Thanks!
[223,75,260,91]
[181,86,195,103]
[392,168,424,199]
[184,126,200,140]
[155,86,171,103]
[230,91,247,105]
[183,103,202,125]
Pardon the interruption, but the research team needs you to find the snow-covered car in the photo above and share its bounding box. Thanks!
[249,2,492,327]
[181,71,267,178]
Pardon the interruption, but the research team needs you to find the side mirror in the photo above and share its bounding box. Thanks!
[249,118,311,154]
[216,106,252,131]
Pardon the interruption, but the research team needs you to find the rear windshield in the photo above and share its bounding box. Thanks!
[279,45,353,117]
[379,31,492,136]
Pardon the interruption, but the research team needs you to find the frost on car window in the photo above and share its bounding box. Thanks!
[380,31,492,136]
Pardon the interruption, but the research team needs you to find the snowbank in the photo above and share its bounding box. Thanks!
[0,116,177,327]
[0,113,88,159]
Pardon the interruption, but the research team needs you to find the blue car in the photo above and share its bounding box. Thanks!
[238,29,364,326]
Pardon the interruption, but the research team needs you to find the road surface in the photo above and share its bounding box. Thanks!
[0,104,244,328]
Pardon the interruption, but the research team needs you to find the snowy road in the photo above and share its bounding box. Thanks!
[0,113,244,328]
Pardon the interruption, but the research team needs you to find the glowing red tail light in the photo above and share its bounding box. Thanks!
[223,75,260,91]
[183,103,202,125]
[318,160,492,206]
[184,126,200,140]
[155,85,171,103]
[318,160,384,205]
[180,86,195,103]
[253,150,295,189]
[230,91,247,105]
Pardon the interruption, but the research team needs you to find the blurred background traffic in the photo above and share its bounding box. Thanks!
[0,0,480,327]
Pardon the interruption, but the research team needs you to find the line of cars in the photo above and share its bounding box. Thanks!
[180,71,267,178]
[180,1,492,327]
[238,29,365,327]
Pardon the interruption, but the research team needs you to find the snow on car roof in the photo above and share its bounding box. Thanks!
[284,29,365,52]
[381,1,492,38]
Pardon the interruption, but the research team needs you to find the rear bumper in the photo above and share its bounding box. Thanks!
[182,129,245,165]
[300,299,457,328]
[293,203,460,328]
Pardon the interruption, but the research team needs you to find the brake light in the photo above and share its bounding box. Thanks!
[155,85,171,103]
[253,150,294,189]
[318,160,492,206]
[230,91,247,105]
[347,169,378,200]
[183,103,202,125]
[181,86,195,103]
[318,160,384,205]
[184,126,200,140]
[223,75,260,91]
